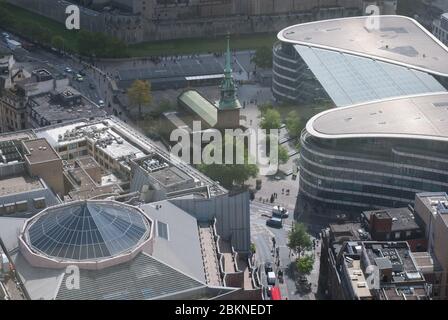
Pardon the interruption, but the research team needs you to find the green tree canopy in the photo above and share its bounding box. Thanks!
[0,4,14,28]
[251,46,273,69]
[127,80,152,118]
[296,254,314,276]
[288,223,312,256]
[278,145,289,164]
[198,134,259,189]
[151,99,175,117]
[51,35,66,51]
[285,111,302,138]
[260,108,281,131]
[78,30,128,58]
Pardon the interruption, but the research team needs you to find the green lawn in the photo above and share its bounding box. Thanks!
[1,2,80,52]
[127,33,277,57]
[1,2,277,57]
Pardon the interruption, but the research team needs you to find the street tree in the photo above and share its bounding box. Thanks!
[287,223,312,256]
[278,145,289,164]
[198,134,259,189]
[127,80,152,118]
[296,254,314,276]
[260,108,281,131]
[152,99,175,116]
[285,111,301,138]
[251,46,273,69]
[51,35,66,52]
[78,30,128,58]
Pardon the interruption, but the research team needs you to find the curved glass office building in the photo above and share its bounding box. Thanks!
[273,16,448,106]
[298,93,448,218]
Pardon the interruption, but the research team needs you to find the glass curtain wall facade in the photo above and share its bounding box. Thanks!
[298,129,448,218]
[272,42,330,104]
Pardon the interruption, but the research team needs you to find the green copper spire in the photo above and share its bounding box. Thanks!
[219,33,238,109]
[224,33,232,74]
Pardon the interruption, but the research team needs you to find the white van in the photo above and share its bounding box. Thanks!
[267,271,276,286]
[272,206,289,218]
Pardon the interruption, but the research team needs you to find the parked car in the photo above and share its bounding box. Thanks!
[267,271,276,286]
[272,206,289,219]
[75,74,84,82]
[64,67,73,73]
[98,100,105,108]
[266,217,283,228]
[78,70,86,76]
[89,83,96,90]
[2,32,10,39]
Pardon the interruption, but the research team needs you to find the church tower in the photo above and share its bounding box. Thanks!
[219,33,239,110]
[215,34,242,130]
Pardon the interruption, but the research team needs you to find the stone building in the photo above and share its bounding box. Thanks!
[8,0,397,43]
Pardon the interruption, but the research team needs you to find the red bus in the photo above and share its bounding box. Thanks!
[270,287,282,300]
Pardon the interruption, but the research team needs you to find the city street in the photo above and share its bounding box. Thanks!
[1,28,321,301]
[250,201,321,300]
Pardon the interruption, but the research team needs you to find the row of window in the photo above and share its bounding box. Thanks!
[299,177,410,209]
[300,143,448,184]
[300,153,448,193]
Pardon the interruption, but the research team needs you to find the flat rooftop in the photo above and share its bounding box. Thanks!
[346,259,372,299]
[30,90,106,123]
[22,139,60,163]
[149,166,194,188]
[382,286,428,300]
[329,223,370,243]
[307,92,448,141]
[363,242,422,279]
[0,175,42,196]
[279,15,448,76]
[416,192,448,215]
[33,117,226,196]
[76,156,100,170]
[363,207,420,232]
[413,251,441,273]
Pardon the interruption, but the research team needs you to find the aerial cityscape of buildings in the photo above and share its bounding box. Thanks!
[0,0,448,305]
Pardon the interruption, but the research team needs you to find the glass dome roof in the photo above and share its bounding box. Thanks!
[25,201,151,262]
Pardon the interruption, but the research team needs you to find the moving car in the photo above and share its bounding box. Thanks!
[272,206,289,219]
[264,262,273,275]
[6,39,21,51]
[266,217,283,228]
[267,271,276,286]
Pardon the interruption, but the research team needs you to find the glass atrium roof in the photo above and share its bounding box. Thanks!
[25,201,151,261]
[294,44,447,107]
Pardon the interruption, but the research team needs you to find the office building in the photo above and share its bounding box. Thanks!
[297,92,448,219]
[273,16,448,106]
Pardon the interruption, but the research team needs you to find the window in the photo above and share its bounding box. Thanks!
[394,232,400,239]
[157,221,169,240]
[405,231,412,237]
